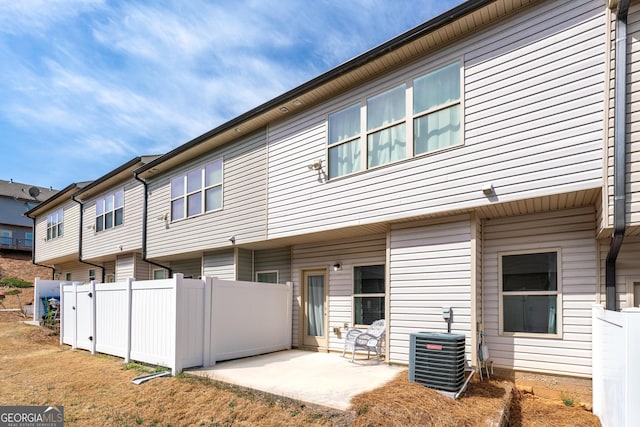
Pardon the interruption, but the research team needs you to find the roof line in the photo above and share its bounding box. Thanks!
[136,0,494,174]
[73,156,143,197]
[25,182,90,218]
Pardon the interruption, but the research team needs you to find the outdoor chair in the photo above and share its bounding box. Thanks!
[342,319,386,363]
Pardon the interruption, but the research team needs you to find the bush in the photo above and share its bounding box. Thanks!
[0,277,34,288]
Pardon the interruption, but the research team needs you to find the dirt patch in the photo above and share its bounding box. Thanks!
[0,320,602,426]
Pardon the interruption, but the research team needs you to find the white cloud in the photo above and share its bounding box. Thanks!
[0,0,104,35]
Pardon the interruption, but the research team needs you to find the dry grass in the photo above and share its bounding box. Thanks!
[0,311,601,426]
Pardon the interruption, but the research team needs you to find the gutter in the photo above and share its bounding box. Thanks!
[71,195,106,282]
[133,172,173,277]
[605,0,629,311]
[29,217,55,280]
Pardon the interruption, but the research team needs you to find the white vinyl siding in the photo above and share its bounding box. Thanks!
[254,247,291,284]
[170,258,202,279]
[55,261,93,284]
[34,201,80,264]
[237,248,253,282]
[483,207,597,377]
[388,216,472,364]
[82,179,145,260]
[291,234,386,350]
[266,0,604,240]
[116,254,135,281]
[598,236,640,309]
[146,130,266,259]
[625,4,640,226]
[203,250,236,280]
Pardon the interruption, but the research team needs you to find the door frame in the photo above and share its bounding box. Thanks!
[300,268,329,351]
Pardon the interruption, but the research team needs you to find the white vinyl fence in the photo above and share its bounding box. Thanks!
[592,304,640,427]
[60,274,292,375]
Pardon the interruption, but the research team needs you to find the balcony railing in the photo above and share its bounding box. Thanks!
[0,237,33,251]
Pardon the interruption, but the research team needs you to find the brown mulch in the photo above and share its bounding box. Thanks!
[509,389,601,427]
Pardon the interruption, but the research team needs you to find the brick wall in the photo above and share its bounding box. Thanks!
[0,251,53,283]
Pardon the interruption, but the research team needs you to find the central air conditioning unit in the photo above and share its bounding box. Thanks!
[409,332,466,397]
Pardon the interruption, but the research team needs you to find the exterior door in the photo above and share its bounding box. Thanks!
[302,270,328,349]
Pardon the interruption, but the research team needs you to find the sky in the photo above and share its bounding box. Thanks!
[0,0,463,190]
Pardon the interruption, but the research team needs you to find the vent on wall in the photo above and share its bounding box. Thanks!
[409,332,466,396]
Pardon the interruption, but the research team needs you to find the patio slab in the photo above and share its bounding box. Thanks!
[188,350,405,410]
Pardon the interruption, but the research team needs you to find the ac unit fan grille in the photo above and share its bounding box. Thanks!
[409,332,466,393]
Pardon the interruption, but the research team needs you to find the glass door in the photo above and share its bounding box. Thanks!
[302,270,327,349]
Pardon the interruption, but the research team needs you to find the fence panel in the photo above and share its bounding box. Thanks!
[129,279,176,367]
[209,279,292,364]
[95,281,130,358]
[592,305,640,427]
[58,275,293,374]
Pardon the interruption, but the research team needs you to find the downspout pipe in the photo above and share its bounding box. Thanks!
[606,0,630,311]
[30,217,55,280]
[133,172,173,277]
[72,195,106,282]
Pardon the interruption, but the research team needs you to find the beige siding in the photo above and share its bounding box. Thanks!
[626,3,640,226]
[266,0,604,240]
[34,200,80,264]
[598,236,640,308]
[388,216,472,364]
[54,261,92,283]
[170,258,202,279]
[104,261,115,279]
[482,207,597,377]
[146,130,267,259]
[254,247,292,283]
[203,250,235,280]
[116,254,135,281]
[291,234,386,349]
[82,179,144,259]
[237,248,252,282]
[134,254,152,280]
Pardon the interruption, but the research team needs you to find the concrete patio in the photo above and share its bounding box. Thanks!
[188,350,405,410]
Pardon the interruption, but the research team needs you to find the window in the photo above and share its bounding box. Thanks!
[89,269,96,281]
[413,61,461,155]
[65,272,72,281]
[47,209,64,240]
[327,61,461,179]
[500,250,560,335]
[256,271,278,284]
[95,190,124,232]
[153,269,167,280]
[171,159,223,221]
[353,265,385,325]
[0,230,11,246]
[25,232,33,248]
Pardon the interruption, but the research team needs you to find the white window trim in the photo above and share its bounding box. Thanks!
[256,270,279,283]
[352,263,386,327]
[326,58,464,180]
[153,269,167,280]
[170,158,224,222]
[95,188,124,232]
[498,248,563,339]
[46,209,64,241]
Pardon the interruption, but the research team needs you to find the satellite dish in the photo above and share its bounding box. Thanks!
[28,186,40,199]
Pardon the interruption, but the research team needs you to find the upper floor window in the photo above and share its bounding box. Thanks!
[500,250,561,336]
[171,159,223,221]
[47,209,63,240]
[328,61,461,179]
[95,189,124,232]
[413,61,461,155]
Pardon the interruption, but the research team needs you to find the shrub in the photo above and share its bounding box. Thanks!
[0,277,34,288]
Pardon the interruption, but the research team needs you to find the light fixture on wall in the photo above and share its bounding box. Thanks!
[229,236,236,244]
[332,262,342,272]
[307,160,322,171]
[482,183,495,196]
[157,213,169,221]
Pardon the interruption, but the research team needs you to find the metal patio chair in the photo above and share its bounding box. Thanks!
[342,319,386,363]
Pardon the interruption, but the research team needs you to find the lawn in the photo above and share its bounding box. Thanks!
[0,286,601,426]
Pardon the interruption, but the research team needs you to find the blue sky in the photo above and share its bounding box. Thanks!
[0,0,462,190]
